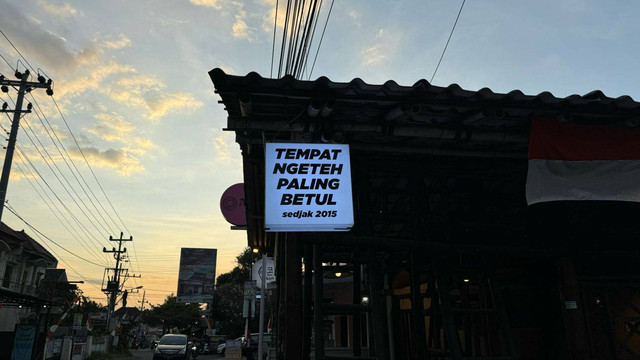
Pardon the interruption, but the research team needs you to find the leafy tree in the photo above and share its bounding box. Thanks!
[212,247,259,336]
[140,295,201,332]
[79,297,106,317]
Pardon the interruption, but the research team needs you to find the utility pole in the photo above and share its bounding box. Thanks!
[102,232,133,342]
[138,290,149,311]
[0,70,53,221]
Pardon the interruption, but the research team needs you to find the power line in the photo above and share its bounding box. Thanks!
[50,97,132,237]
[8,119,112,262]
[13,152,110,267]
[430,0,466,83]
[4,204,105,268]
[308,0,334,80]
[270,0,279,78]
[0,52,13,70]
[301,0,324,79]
[14,145,110,265]
[1,121,100,263]
[29,94,120,235]
[17,113,114,255]
[0,30,142,288]
[20,115,114,238]
[0,28,36,73]
[49,96,144,288]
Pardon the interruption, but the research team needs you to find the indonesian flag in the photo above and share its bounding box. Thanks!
[526,118,640,204]
[86,317,94,331]
[111,321,121,337]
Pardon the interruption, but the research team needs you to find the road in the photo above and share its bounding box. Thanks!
[128,349,222,360]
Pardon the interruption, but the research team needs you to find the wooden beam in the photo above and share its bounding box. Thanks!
[368,247,390,360]
[284,235,303,359]
[314,244,325,360]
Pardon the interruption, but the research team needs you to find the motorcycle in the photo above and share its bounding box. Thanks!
[190,344,199,359]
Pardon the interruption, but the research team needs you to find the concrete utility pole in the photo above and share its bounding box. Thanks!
[139,290,148,311]
[0,70,53,221]
[102,232,134,338]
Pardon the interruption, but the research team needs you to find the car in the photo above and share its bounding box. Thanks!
[243,334,273,360]
[217,336,245,355]
[153,334,191,360]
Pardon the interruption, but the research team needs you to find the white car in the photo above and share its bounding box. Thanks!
[217,336,245,355]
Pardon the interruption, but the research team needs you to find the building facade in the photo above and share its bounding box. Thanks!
[211,68,640,360]
[0,223,58,358]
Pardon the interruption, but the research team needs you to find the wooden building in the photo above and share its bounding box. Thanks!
[210,68,640,360]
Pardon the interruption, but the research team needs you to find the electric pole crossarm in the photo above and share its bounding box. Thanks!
[0,78,50,89]
[0,109,31,113]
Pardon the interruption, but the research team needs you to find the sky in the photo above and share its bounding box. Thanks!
[0,0,639,306]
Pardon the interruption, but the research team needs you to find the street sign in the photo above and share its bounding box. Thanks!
[244,281,257,300]
[252,257,275,288]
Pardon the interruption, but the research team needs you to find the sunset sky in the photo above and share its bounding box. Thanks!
[0,0,638,305]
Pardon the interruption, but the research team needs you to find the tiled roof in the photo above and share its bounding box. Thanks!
[210,68,640,121]
[211,68,640,162]
[0,222,56,263]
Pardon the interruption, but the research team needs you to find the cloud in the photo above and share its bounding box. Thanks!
[189,0,222,9]
[361,29,400,67]
[146,93,203,119]
[261,0,287,32]
[232,18,250,39]
[68,146,144,176]
[103,34,132,49]
[87,113,134,142]
[86,112,157,159]
[212,133,235,164]
[9,164,37,182]
[0,2,87,73]
[38,0,78,18]
[55,61,136,98]
[108,75,203,119]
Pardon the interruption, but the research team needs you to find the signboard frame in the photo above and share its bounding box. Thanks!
[176,248,217,303]
[264,143,354,232]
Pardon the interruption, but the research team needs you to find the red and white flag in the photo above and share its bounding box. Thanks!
[86,317,94,331]
[526,118,640,204]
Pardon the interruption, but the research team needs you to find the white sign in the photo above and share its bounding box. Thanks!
[252,257,275,288]
[265,143,354,232]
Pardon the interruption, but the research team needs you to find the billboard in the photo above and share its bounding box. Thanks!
[264,143,354,232]
[177,248,217,303]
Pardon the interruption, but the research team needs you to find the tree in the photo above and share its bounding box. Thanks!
[212,247,259,336]
[140,295,201,332]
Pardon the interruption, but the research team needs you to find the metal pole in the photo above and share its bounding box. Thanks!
[0,72,28,221]
[258,253,267,360]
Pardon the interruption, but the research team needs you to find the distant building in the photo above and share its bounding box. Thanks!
[0,222,58,358]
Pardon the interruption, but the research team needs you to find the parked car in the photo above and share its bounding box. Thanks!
[217,336,245,355]
[243,334,273,360]
[153,334,191,360]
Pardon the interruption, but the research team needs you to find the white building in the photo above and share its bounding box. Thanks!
[0,222,57,358]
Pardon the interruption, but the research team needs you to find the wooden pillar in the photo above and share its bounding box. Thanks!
[368,247,390,360]
[276,234,286,359]
[410,253,427,360]
[284,235,303,359]
[353,259,362,357]
[313,244,324,360]
[302,243,313,360]
[558,257,592,360]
